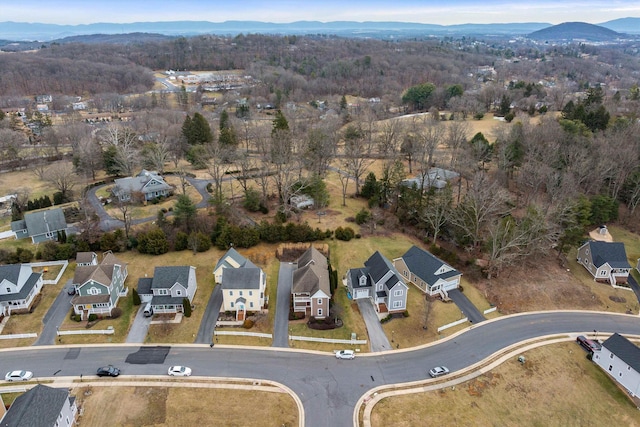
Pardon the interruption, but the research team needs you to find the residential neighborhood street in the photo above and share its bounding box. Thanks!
[6,311,639,427]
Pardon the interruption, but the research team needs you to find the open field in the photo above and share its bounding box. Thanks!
[73,384,298,427]
[370,342,640,427]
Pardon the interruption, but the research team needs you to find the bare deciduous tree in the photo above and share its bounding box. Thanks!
[44,161,77,201]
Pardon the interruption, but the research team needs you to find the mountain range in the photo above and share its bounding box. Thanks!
[0,18,638,42]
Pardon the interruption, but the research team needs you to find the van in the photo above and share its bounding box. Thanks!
[143,303,153,317]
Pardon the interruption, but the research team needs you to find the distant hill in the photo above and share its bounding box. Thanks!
[0,20,552,41]
[528,22,622,42]
[55,33,174,45]
[599,17,640,34]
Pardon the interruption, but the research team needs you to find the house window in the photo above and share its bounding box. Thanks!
[610,353,614,359]
[176,290,182,296]
[46,231,55,238]
[229,291,233,296]
[394,289,403,297]
[250,302,254,308]
[619,372,623,377]
[239,291,243,296]
[316,298,323,304]
[88,287,101,295]
[231,302,234,308]
[158,289,168,295]
[393,301,402,308]
[609,365,613,371]
[260,292,263,298]
[317,308,323,316]
[5,287,9,293]
[249,291,253,296]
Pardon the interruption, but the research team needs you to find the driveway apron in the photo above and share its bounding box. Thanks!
[357,299,392,352]
[34,280,74,346]
[126,305,153,343]
[447,288,486,324]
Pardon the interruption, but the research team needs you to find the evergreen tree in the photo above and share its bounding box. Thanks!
[183,297,192,317]
[272,110,290,135]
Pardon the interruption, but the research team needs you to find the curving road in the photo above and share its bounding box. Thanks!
[2,311,640,426]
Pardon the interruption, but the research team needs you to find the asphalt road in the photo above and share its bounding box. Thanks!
[5,311,640,427]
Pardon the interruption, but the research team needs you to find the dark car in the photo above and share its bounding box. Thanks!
[66,287,76,296]
[96,365,120,377]
[576,335,601,353]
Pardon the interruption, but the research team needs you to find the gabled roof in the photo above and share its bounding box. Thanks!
[364,251,401,284]
[215,247,256,271]
[0,264,23,285]
[10,208,67,237]
[151,266,193,289]
[113,170,171,195]
[292,247,330,296]
[602,333,640,372]
[587,241,631,269]
[400,245,461,284]
[0,269,41,302]
[73,253,125,287]
[222,267,262,290]
[137,277,153,295]
[1,384,69,426]
[75,252,97,264]
[348,268,371,289]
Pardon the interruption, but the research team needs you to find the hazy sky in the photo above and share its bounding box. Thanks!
[2,0,639,25]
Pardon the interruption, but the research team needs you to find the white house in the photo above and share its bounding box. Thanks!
[593,333,640,397]
[0,264,44,316]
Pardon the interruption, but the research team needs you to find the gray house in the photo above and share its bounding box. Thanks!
[0,264,43,316]
[394,245,462,297]
[70,252,128,320]
[10,208,68,243]
[592,333,640,398]
[577,241,631,285]
[112,170,173,202]
[401,168,460,190]
[346,251,408,315]
[0,384,77,427]
[137,266,197,314]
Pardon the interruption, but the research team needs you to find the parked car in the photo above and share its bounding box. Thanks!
[335,350,355,360]
[168,366,192,376]
[96,365,120,377]
[429,366,450,378]
[576,335,602,353]
[66,287,76,295]
[5,370,33,381]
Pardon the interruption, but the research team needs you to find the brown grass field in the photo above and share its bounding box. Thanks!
[73,385,298,427]
[370,343,640,427]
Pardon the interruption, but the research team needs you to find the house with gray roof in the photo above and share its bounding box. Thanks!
[0,264,43,316]
[137,266,197,315]
[10,208,68,244]
[111,169,173,202]
[214,247,254,283]
[592,333,640,398]
[577,241,631,285]
[346,251,408,315]
[0,384,77,427]
[401,168,460,190]
[292,247,330,319]
[393,245,462,297]
[70,252,128,320]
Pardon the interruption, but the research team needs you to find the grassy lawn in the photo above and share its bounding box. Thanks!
[370,343,640,426]
[72,385,298,427]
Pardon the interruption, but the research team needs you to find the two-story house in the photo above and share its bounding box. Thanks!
[0,384,77,427]
[137,266,197,314]
[71,252,128,320]
[10,208,68,244]
[346,251,408,315]
[216,248,266,321]
[577,241,631,285]
[592,333,640,398]
[393,245,462,297]
[291,247,331,319]
[0,264,43,316]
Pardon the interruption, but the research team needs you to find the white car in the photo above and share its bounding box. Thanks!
[5,370,34,381]
[335,350,355,360]
[429,366,450,378]
[168,366,192,376]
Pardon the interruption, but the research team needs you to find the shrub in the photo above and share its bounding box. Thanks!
[174,231,189,251]
[473,112,485,120]
[335,226,355,241]
[110,307,123,318]
[183,298,192,317]
[88,314,97,322]
[242,319,255,329]
[132,289,141,306]
[355,208,372,225]
[402,310,409,317]
[380,314,393,323]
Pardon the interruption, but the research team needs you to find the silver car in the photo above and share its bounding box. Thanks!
[429,366,450,378]
[335,350,355,360]
[5,370,34,381]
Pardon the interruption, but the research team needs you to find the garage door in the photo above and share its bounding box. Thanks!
[355,289,369,299]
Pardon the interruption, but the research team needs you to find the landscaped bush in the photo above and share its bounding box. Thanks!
[132,289,141,306]
[110,307,123,318]
[88,314,97,322]
[355,208,372,225]
[335,226,355,241]
[242,319,255,329]
[380,314,393,323]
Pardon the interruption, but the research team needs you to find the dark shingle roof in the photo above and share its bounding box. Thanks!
[589,241,631,269]
[1,384,69,427]
[0,268,42,303]
[292,247,330,295]
[364,251,403,290]
[222,268,261,289]
[151,266,191,289]
[0,264,22,284]
[602,333,640,372]
[400,245,461,284]
[24,208,67,237]
[137,277,153,295]
[214,247,255,271]
[348,268,370,289]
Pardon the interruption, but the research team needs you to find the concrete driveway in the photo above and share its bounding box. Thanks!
[125,305,153,343]
[33,280,74,346]
[272,262,295,347]
[357,298,392,352]
[195,284,223,344]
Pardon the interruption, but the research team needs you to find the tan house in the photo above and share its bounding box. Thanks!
[393,245,461,297]
[292,247,330,319]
